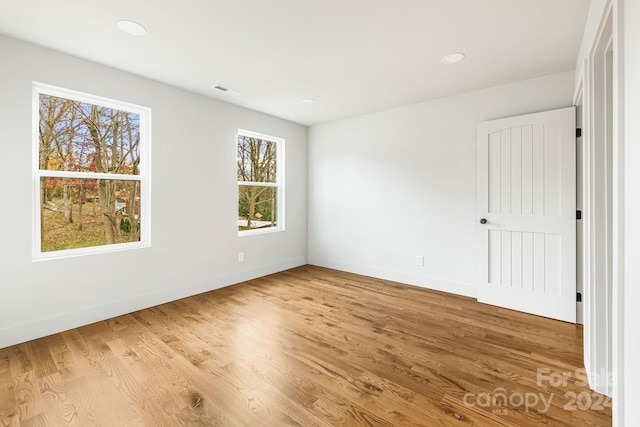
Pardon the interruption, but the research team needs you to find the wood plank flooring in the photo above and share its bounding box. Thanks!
[0,265,611,426]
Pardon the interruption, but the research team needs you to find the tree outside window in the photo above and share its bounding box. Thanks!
[34,83,150,258]
[237,130,284,234]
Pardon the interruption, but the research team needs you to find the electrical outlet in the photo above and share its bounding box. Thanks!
[238,251,244,263]
[416,255,424,266]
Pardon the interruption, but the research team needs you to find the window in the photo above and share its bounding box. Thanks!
[33,83,151,259]
[237,129,284,235]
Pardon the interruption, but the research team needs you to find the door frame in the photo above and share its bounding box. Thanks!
[575,87,584,326]
[579,2,615,398]
[579,0,640,424]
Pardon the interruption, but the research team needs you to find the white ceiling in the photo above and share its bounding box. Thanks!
[0,0,589,126]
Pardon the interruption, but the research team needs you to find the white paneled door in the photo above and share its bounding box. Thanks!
[477,107,576,322]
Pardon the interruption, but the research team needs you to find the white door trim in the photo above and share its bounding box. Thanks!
[582,2,615,398]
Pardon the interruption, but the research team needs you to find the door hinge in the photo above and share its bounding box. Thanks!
[576,128,582,138]
[576,210,582,220]
[577,292,583,302]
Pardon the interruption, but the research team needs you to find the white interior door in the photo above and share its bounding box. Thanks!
[477,107,576,323]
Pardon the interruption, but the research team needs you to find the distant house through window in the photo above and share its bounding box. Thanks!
[237,129,284,235]
[33,83,151,259]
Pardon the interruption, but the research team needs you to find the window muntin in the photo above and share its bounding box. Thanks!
[237,129,284,235]
[33,83,151,259]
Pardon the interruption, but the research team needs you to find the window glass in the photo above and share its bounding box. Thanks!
[34,83,150,259]
[237,130,284,235]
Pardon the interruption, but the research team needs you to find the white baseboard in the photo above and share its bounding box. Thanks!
[0,256,306,349]
[308,256,477,298]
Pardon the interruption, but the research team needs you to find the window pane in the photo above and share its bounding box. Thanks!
[40,177,141,252]
[38,94,140,175]
[238,185,277,231]
[237,135,277,183]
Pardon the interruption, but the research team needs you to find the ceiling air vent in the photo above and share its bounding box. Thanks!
[212,85,242,96]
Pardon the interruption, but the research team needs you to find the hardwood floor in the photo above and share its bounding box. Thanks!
[0,265,611,426]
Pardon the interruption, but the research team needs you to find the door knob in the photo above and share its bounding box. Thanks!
[480,218,487,224]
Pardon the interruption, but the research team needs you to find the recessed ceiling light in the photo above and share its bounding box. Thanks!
[117,20,147,36]
[441,52,465,64]
[301,98,315,104]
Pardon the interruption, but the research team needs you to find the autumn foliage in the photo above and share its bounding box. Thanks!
[38,93,142,252]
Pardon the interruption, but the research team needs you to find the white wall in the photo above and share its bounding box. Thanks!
[622,0,640,424]
[0,35,308,349]
[308,72,574,296]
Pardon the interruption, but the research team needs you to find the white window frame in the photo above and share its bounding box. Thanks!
[32,82,152,260]
[237,129,285,236]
